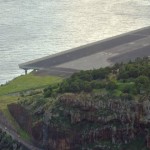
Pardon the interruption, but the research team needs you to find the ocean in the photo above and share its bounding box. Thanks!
[0,0,150,84]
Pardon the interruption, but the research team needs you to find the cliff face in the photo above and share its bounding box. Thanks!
[8,103,32,134]
[16,93,149,150]
[6,58,150,149]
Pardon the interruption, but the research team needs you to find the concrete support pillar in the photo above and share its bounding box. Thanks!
[24,69,28,75]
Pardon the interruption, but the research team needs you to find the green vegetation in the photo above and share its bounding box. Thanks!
[45,57,149,99]
[0,96,30,141]
[0,129,25,150]
[1,57,150,149]
[0,72,62,125]
[0,73,62,144]
[0,96,19,111]
[3,108,30,141]
[0,73,62,96]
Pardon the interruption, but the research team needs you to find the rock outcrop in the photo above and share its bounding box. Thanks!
[8,103,32,134]
[29,93,150,149]
[8,93,150,150]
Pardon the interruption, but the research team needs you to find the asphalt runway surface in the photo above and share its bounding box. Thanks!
[19,26,150,77]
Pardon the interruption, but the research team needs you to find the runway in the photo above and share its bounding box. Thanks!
[19,26,150,77]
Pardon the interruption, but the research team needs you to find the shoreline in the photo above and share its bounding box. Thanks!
[1,26,150,85]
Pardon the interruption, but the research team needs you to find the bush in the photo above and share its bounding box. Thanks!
[106,81,117,91]
[44,85,53,97]
[135,75,150,93]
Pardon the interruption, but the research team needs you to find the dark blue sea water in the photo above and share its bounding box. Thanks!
[0,0,150,84]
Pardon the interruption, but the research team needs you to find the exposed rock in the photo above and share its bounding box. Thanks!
[10,93,150,149]
[8,103,32,134]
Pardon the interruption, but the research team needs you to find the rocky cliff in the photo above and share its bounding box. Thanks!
[8,58,150,150]
[10,93,150,150]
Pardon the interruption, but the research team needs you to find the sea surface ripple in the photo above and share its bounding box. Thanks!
[0,0,150,84]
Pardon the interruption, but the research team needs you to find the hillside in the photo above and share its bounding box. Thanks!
[0,129,27,150]
[6,57,150,150]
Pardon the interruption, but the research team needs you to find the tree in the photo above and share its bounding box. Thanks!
[44,85,53,97]
[83,81,92,92]
[106,81,117,91]
[135,75,150,93]
[92,68,110,80]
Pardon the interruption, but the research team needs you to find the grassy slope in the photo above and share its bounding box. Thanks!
[0,72,63,115]
[0,95,30,140]
[0,73,62,96]
[0,73,63,140]
[0,96,19,111]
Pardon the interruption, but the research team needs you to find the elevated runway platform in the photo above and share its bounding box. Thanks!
[19,26,150,77]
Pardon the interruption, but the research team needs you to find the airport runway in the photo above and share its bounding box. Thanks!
[19,26,150,77]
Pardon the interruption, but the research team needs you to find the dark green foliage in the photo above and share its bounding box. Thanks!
[90,80,106,89]
[121,84,136,94]
[59,79,92,93]
[0,129,25,150]
[19,57,150,150]
[59,67,111,93]
[92,67,111,80]
[120,93,133,100]
[106,81,117,91]
[118,71,129,79]
[43,83,61,98]
[135,75,150,93]
[83,81,92,92]
[72,70,93,81]
[42,57,150,98]
[118,57,150,80]
[44,85,53,97]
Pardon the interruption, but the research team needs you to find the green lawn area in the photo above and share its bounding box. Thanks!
[0,73,63,141]
[0,73,63,96]
[117,82,135,91]
[0,96,19,111]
